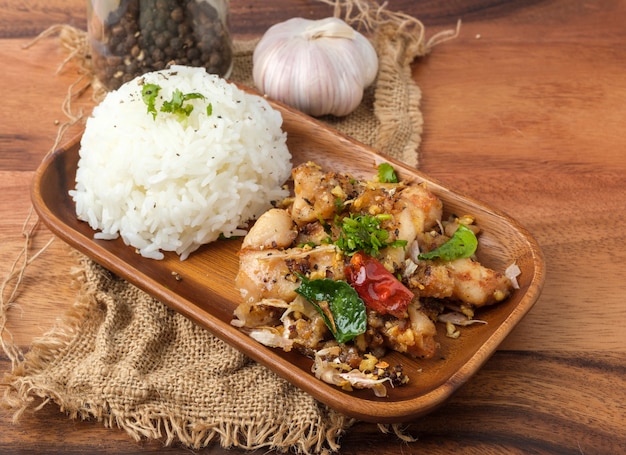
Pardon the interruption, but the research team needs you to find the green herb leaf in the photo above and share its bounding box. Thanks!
[183,92,206,101]
[377,163,398,183]
[335,213,407,257]
[141,84,207,121]
[296,275,366,343]
[418,224,478,261]
[206,103,213,116]
[160,88,183,114]
[142,83,161,119]
[160,89,206,120]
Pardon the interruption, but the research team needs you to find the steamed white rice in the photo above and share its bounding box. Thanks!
[70,65,292,260]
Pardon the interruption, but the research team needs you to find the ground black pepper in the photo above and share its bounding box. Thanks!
[89,0,232,90]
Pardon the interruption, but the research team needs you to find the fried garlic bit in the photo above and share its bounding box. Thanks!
[312,348,408,397]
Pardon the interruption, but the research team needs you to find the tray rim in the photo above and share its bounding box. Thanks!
[30,104,545,423]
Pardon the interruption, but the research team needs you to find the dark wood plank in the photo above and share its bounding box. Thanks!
[2,0,626,453]
[3,351,624,454]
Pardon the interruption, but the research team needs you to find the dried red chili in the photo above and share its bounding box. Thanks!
[344,252,414,318]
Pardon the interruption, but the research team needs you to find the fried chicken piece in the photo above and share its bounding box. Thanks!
[290,161,358,226]
[408,257,512,307]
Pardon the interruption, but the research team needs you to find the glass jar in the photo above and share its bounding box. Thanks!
[87,0,233,91]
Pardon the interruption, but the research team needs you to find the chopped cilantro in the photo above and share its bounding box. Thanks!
[335,213,407,257]
[377,162,399,183]
[142,83,161,119]
[141,84,209,121]
[161,89,206,120]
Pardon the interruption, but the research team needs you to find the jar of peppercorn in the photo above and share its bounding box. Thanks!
[87,0,233,91]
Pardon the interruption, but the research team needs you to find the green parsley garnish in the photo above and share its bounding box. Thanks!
[418,224,478,261]
[335,213,407,257]
[161,89,206,120]
[141,83,210,121]
[377,162,399,183]
[141,83,161,119]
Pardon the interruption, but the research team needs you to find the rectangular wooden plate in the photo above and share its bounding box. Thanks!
[31,98,545,423]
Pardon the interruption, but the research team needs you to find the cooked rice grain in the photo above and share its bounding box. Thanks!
[70,66,292,260]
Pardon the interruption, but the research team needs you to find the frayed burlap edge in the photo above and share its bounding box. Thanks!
[18,1,460,167]
[2,1,459,451]
[320,0,461,164]
[1,252,354,454]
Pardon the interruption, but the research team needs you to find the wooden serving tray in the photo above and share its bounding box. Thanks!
[31,97,545,423]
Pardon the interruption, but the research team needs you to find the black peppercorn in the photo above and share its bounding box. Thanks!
[88,0,232,90]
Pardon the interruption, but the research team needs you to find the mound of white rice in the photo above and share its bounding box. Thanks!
[70,65,292,260]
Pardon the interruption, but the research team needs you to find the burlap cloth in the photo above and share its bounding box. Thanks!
[1,1,458,453]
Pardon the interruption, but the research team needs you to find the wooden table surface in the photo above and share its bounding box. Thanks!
[2,1,625,453]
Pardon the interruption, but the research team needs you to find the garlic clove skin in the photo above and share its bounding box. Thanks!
[253,17,378,117]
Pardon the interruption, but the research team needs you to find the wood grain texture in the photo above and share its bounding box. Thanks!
[1,352,624,454]
[30,114,544,422]
[1,0,625,453]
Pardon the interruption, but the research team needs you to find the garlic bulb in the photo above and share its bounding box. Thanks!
[253,17,378,117]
